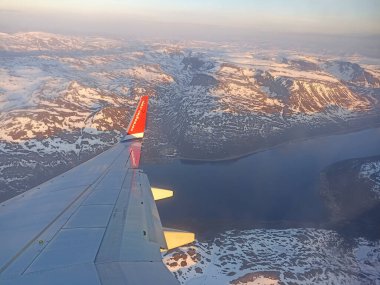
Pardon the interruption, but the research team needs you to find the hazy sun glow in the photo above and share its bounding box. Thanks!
[1,0,379,37]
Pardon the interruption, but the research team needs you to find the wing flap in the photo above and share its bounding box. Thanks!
[163,228,196,251]
[95,169,167,263]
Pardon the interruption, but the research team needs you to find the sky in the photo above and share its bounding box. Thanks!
[0,0,379,38]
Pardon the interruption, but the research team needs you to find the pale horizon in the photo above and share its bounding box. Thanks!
[1,0,380,39]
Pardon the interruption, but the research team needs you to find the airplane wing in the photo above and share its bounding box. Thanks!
[0,96,194,285]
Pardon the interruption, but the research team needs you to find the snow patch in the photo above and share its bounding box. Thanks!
[163,229,380,285]
[359,161,380,197]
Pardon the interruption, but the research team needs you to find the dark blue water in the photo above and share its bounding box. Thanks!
[142,128,380,235]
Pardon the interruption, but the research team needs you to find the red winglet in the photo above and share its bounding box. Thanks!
[126,96,148,138]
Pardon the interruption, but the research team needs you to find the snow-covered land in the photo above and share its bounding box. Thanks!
[163,229,380,285]
[1,32,380,285]
[0,32,380,197]
[360,161,380,198]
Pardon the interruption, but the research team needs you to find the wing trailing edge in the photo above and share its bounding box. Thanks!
[150,186,195,251]
[123,96,196,250]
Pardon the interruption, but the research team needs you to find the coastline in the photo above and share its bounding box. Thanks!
[177,122,380,163]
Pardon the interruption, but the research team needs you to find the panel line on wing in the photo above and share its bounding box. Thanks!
[93,143,140,260]
[93,167,133,263]
[0,143,131,276]
[94,169,136,263]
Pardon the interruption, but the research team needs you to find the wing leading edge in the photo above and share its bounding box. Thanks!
[0,96,194,285]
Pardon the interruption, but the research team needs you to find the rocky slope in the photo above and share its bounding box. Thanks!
[320,155,380,239]
[1,32,380,198]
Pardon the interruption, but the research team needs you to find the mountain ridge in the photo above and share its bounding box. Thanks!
[1,32,379,198]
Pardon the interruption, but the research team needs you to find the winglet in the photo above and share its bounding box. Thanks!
[122,96,149,142]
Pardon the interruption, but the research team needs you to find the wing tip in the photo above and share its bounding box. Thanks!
[122,96,149,142]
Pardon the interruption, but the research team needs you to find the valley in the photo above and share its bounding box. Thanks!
[1,32,380,198]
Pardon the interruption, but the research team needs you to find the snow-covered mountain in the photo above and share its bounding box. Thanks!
[322,60,380,87]
[1,32,380,196]
[0,32,121,51]
[1,32,380,285]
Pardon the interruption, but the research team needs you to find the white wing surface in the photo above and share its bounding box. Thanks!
[0,96,193,285]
